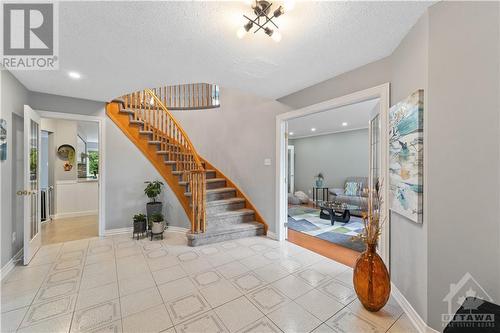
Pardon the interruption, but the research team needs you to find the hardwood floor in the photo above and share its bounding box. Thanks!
[287,229,361,268]
[41,215,98,245]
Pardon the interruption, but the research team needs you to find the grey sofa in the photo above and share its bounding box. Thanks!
[328,177,368,216]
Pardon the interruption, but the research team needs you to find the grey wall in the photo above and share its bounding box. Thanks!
[426,1,500,329]
[389,11,429,323]
[52,120,78,182]
[0,70,29,267]
[105,119,190,229]
[290,129,369,195]
[173,88,291,233]
[279,2,500,330]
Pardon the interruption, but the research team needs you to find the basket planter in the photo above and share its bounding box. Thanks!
[146,202,162,223]
[132,220,147,240]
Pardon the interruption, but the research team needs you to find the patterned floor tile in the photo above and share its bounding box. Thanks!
[21,294,77,328]
[122,304,172,333]
[71,299,121,333]
[246,286,290,314]
[214,296,263,332]
[175,311,227,333]
[319,279,357,305]
[325,308,384,333]
[191,270,223,288]
[34,280,80,303]
[230,272,267,294]
[237,317,282,333]
[267,301,322,333]
[165,292,211,325]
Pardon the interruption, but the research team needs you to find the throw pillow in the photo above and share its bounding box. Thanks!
[345,182,359,196]
[294,191,310,204]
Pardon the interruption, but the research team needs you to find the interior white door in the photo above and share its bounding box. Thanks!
[287,145,295,194]
[368,109,390,267]
[23,105,42,265]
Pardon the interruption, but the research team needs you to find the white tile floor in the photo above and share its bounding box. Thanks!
[1,232,418,333]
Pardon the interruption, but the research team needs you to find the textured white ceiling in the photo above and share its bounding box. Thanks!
[288,98,379,138]
[10,1,432,101]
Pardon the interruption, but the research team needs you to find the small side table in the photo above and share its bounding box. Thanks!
[312,187,330,205]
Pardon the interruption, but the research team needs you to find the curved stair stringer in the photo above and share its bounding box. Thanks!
[106,102,192,220]
[200,158,268,234]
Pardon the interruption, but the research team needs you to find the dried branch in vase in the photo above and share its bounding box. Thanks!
[352,179,386,247]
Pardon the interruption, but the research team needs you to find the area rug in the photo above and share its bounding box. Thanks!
[287,205,366,252]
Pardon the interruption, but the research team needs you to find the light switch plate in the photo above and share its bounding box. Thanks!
[264,158,271,166]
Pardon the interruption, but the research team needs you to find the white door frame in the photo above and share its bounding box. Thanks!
[275,83,391,266]
[37,111,107,236]
[287,145,295,194]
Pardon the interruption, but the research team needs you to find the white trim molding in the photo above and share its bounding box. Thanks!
[53,210,98,219]
[1,249,23,281]
[36,110,106,237]
[266,231,278,240]
[275,83,391,266]
[391,283,438,333]
[104,226,189,237]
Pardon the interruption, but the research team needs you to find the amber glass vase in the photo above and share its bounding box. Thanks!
[353,243,390,312]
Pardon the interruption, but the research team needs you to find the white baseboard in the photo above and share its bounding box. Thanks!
[167,226,189,234]
[53,210,98,219]
[104,227,133,236]
[267,231,278,240]
[391,283,438,333]
[104,226,189,237]
[1,249,23,281]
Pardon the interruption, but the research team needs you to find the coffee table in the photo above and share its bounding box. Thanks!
[319,202,363,225]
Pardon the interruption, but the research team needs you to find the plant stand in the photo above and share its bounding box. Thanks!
[150,230,164,241]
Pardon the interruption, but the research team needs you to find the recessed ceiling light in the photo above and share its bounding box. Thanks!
[68,71,81,79]
[289,132,294,135]
[342,122,348,127]
[311,128,316,132]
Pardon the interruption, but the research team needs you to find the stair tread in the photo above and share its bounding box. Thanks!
[184,187,235,196]
[209,208,254,218]
[206,197,246,207]
[188,221,263,237]
[179,178,225,185]
[119,108,134,114]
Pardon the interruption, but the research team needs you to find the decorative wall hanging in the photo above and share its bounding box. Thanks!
[389,90,424,223]
[237,0,294,42]
[0,119,6,161]
[57,144,75,171]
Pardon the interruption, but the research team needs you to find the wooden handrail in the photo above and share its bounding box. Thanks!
[145,89,204,170]
[120,88,206,233]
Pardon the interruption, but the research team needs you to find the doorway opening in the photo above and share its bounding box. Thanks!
[39,118,101,245]
[276,84,390,268]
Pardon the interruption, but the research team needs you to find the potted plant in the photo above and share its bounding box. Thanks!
[315,172,324,187]
[144,180,164,221]
[149,212,165,234]
[132,213,147,239]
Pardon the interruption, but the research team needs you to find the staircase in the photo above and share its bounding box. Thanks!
[106,86,266,246]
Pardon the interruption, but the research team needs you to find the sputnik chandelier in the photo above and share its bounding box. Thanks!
[237,0,295,42]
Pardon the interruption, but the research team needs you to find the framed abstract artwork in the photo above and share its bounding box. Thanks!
[389,90,424,223]
[0,119,6,161]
